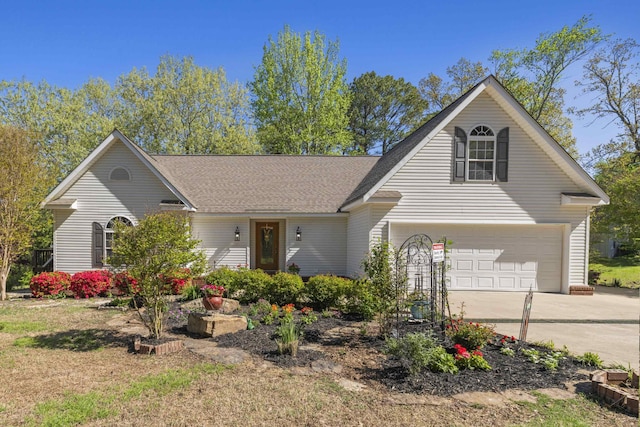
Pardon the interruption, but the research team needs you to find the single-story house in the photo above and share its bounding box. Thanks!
[42,76,608,293]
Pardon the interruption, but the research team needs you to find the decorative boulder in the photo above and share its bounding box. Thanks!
[187,313,247,337]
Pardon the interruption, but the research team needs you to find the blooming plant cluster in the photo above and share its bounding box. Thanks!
[114,271,140,295]
[453,344,491,371]
[446,317,496,350]
[30,271,71,298]
[163,268,192,294]
[201,284,225,297]
[282,303,296,321]
[69,270,112,298]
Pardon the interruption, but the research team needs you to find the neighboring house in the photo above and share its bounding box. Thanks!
[42,76,608,293]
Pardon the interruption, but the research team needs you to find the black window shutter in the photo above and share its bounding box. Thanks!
[496,127,509,182]
[453,127,467,181]
[92,222,104,268]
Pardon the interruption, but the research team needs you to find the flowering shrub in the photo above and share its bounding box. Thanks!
[164,268,192,294]
[113,271,140,295]
[30,271,71,298]
[453,344,491,371]
[446,317,496,350]
[70,270,112,298]
[202,284,225,297]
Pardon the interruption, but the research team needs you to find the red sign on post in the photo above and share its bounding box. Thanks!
[432,243,444,263]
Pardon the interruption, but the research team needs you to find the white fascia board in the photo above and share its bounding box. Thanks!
[43,198,77,210]
[361,82,489,203]
[194,212,350,218]
[387,218,571,226]
[485,82,610,204]
[340,198,365,212]
[561,194,606,206]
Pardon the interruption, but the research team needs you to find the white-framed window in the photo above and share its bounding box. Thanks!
[93,216,133,267]
[467,125,495,181]
[105,216,133,259]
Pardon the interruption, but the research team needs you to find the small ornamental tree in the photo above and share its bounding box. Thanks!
[108,211,207,339]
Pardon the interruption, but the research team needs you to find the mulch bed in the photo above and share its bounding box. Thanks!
[172,308,593,396]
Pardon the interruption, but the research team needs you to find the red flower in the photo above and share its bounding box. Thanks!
[473,350,483,357]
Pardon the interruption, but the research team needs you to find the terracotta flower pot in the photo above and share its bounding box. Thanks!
[203,295,223,310]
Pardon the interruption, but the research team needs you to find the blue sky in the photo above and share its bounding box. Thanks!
[2,0,638,155]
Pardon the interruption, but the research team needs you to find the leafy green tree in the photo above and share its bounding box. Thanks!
[0,78,117,178]
[249,26,352,154]
[347,72,427,154]
[590,153,640,252]
[0,126,52,300]
[116,55,258,155]
[491,16,603,157]
[108,211,207,339]
[418,58,488,115]
[574,38,639,162]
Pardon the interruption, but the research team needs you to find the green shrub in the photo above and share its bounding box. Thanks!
[385,332,458,375]
[268,272,304,305]
[205,266,240,298]
[235,269,273,304]
[7,264,33,290]
[446,318,496,350]
[305,275,351,309]
[342,278,378,321]
[180,283,201,301]
[576,352,603,368]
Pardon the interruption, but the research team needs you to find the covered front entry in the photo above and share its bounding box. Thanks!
[254,221,280,271]
[391,224,564,292]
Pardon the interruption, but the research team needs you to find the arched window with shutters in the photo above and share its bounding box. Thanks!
[452,125,509,182]
[92,216,133,267]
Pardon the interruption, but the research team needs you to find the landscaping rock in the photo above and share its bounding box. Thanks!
[337,378,366,392]
[311,358,343,374]
[183,338,250,364]
[187,312,247,337]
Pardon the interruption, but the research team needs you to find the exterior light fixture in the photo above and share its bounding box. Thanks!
[234,226,240,241]
[296,226,302,241]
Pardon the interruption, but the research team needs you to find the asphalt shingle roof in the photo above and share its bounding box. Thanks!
[152,155,380,213]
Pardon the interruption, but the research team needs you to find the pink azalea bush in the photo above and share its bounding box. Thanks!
[30,271,71,298]
[70,270,112,298]
[113,271,140,295]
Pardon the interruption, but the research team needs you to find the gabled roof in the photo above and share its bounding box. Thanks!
[152,155,379,214]
[341,75,609,210]
[42,129,197,210]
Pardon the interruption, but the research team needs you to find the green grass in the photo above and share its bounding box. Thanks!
[515,392,607,426]
[590,255,640,288]
[25,363,228,426]
[0,320,48,334]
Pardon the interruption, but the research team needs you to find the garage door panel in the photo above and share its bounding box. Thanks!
[392,224,562,292]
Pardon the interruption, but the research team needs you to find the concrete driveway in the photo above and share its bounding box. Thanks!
[447,286,639,371]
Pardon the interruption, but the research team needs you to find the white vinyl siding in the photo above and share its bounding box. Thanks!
[285,217,347,277]
[52,141,177,273]
[369,93,591,290]
[191,217,249,269]
[347,206,371,277]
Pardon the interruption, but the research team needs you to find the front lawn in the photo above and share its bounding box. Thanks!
[0,298,637,426]
[590,255,640,288]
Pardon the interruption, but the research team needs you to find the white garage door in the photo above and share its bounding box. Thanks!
[391,224,563,292]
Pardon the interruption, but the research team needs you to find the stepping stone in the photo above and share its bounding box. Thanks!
[311,359,343,374]
[183,338,249,364]
[337,378,366,392]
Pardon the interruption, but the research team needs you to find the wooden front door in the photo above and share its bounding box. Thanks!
[255,222,279,271]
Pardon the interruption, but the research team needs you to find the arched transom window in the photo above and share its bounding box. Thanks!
[105,216,133,259]
[467,125,495,181]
